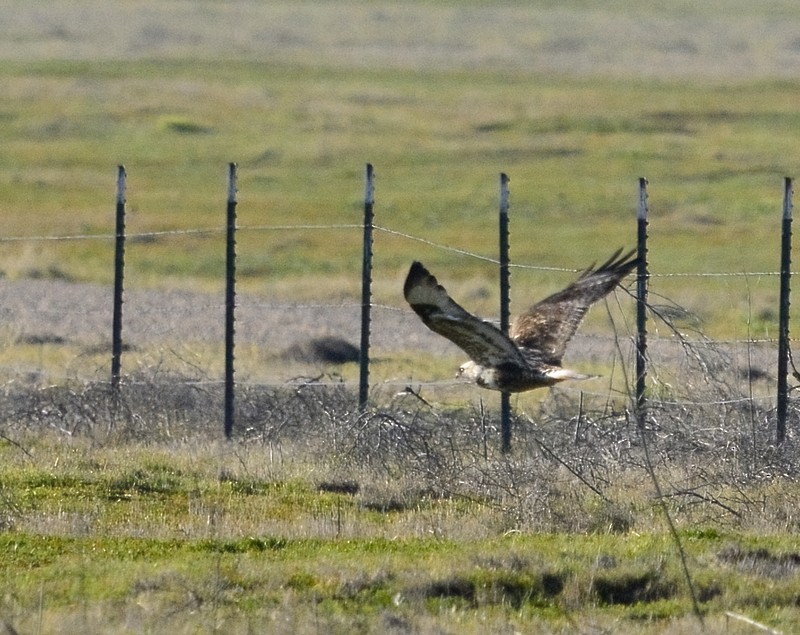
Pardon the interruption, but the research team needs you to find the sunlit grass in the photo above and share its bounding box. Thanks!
[1,431,799,633]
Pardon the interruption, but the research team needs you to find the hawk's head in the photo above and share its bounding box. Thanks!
[457,361,499,390]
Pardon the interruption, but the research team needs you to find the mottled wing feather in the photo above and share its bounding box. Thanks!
[510,249,638,364]
[404,261,526,368]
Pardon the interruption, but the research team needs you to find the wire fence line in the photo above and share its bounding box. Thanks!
[0,166,797,442]
[0,269,789,338]
[0,223,794,278]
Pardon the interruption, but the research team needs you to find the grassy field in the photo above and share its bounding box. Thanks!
[2,1,800,633]
[2,384,800,634]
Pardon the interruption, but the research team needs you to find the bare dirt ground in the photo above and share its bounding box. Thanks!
[0,277,780,408]
[0,277,468,390]
[0,278,434,352]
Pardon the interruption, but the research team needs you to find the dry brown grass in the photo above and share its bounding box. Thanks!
[2,366,798,537]
[1,371,799,633]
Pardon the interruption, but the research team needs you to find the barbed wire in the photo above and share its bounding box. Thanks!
[0,222,789,277]
[373,225,500,264]
[0,223,360,243]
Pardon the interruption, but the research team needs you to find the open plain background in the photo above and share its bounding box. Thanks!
[3,1,800,77]
[1,0,800,390]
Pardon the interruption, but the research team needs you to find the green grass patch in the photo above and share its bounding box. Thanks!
[2,528,800,632]
[1,423,799,632]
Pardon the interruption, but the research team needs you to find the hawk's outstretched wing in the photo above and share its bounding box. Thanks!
[510,248,638,365]
[403,261,525,368]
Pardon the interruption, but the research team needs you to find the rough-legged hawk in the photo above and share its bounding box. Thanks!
[403,249,639,392]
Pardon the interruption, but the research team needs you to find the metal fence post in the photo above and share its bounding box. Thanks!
[224,163,238,440]
[358,164,375,410]
[498,173,512,453]
[635,177,649,428]
[777,177,793,445]
[111,165,126,395]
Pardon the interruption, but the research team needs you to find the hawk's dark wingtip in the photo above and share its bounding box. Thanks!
[404,261,431,300]
[597,247,640,277]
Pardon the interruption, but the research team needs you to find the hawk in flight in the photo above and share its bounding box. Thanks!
[403,249,639,393]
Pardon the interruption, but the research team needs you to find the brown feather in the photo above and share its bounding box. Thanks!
[510,248,638,364]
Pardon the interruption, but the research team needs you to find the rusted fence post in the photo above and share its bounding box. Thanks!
[358,164,375,410]
[498,173,512,453]
[224,163,238,439]
[777,177,793,445]
[111,165,126,396]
